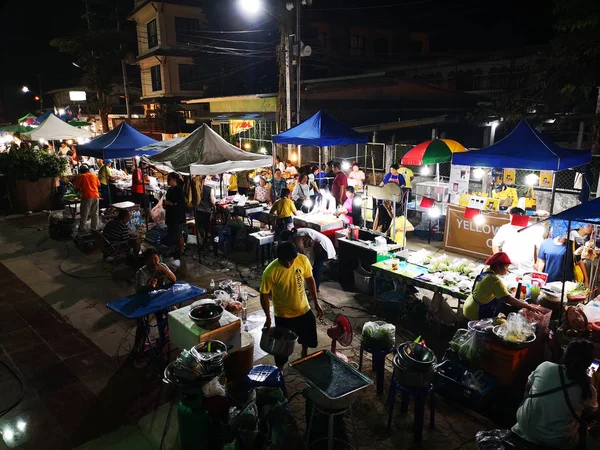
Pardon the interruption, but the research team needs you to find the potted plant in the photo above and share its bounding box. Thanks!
[0,148,66,212]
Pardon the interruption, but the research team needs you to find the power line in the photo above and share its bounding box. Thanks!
[309,0,434,11]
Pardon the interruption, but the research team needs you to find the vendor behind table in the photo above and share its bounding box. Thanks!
[462,252,542,321]
[492,207,544,275]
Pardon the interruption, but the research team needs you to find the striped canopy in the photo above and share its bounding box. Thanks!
[401,139,467,165]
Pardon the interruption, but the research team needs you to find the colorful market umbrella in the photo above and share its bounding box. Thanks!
[68,121,91,128]
[18,113,37,125]
[401,139,467,165]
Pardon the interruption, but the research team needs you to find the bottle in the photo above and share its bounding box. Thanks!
[209,279,215,294]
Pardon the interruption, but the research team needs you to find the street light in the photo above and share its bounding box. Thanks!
[21,86,30,93]
[238,0,262,16]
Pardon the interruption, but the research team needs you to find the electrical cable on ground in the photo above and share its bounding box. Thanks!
[0,359,25,418]
[58,242,112,279]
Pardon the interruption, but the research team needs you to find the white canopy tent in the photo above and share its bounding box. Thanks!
[23,114,92,141]
[139,123,271,175]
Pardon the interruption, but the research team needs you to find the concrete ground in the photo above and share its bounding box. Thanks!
[0,212,493,450]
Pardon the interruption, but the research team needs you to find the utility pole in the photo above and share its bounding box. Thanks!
[115,4,131,122]
[285,34,292,159]
[295,0,301,126]
[37,74,44,113]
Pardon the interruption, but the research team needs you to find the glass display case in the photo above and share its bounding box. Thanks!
[413,181,450,214]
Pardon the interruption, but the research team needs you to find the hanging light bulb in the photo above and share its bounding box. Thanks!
[473,168,485,179]
[420,166,430,176]
[474,214,486,225]
[341,160,350,171]
[428,206,441,218]
[525,173,539,186]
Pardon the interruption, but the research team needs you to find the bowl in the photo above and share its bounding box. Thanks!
[396,342,437,370]
[188,302,223,327]
[492,325,536,349]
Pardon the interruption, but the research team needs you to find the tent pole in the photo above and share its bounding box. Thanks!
[104,151,112,206]
[144,163,150,232]
[558,219,571,324]
[550,172,557,215]
[190,167,202,264]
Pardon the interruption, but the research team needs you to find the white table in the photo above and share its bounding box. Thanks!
[168,304,242,352]
[250,231,275,266]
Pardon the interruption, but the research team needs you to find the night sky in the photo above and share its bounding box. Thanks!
[0,0,555,123]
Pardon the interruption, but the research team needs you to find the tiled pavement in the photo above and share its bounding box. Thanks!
[0,263,172,449]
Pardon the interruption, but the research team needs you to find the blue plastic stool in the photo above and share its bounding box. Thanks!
[214,225,232,256]
[358,345,395,395]
[245,364,285,392]
[387,378,435,442]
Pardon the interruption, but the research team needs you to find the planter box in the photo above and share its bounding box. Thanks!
[15,177,58,212]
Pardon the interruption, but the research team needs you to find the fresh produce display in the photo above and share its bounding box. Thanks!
[405,249,485,293]
[568,282,590,301]
[361,321,396,349]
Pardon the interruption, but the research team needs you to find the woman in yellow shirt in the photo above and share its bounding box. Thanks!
[270,188,299,233]
[463,252,541,321]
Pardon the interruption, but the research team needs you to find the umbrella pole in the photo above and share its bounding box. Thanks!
[550,173,557,215]
[436,163,440,182]
[190,168,202,264]
[558,220,572,324]
[145,164,149,232]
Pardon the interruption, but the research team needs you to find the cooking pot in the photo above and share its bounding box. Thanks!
[396,342,437,370]
[392,354,435,388]
[260,327,297,357]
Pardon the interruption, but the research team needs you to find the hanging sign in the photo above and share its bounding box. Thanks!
[539,171,553,188]
[503,168,516,185]
[230,120,255,135]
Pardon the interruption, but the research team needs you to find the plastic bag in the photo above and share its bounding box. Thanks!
[430,292,457,325]
[462,370,486,392]
[583,300,600,323]
[172,282,191,292]
[361,321,395,349]
[151,194,166,225]
[475,430,512,450]
[495,312,535,344]
[201,377,226,398]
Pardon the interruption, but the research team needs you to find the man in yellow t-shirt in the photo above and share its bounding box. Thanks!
[260,242,323,367]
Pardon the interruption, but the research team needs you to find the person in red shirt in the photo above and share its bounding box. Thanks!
[132,160,152,220]
[331,161,348,205]
[75,164,100,231]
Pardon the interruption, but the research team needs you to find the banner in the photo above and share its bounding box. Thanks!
[449,165,470,197]
[539,171,553,188]
[503,168,515,185]
[230,119,255,135]
[443,205,510,259]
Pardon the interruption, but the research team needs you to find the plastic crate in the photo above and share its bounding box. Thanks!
[434,360,496,410]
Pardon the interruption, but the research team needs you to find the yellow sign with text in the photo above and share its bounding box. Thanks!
[443,205,510,259]
[230,120,255,135]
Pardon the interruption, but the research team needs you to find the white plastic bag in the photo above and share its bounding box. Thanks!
[151,193,166,225]
[583,300,600,323]
[202,377,226,397]
[361,321,395,349]
[496,312,535,343]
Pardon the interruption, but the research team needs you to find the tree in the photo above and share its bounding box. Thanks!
[51,29,126,133]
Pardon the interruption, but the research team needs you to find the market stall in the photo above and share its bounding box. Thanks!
[140,124,272,260]
[273,110,368,176]
[22,113,92,141]
[445,120,591,258]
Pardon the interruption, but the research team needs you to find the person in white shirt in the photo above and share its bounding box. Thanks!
[492,207,543,274]
[275,155,286,173]
[281,227,336,291]
[285,160,298,177]
[512,339,599,449]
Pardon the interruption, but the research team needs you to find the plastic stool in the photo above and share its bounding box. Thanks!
[214,225,232,256]
[245,364,285,391]
[304,389,356,450]
[387,379,435,442]
[358,345,395,395]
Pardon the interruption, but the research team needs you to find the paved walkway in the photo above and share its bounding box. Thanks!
[0,213,494,449]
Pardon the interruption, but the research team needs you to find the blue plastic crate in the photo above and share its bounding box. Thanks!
[434,359,496,410]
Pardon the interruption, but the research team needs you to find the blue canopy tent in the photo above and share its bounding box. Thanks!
[452,120,592,213]
[525,197,600,316]
[273,110,368,147]
[77,122,158,159]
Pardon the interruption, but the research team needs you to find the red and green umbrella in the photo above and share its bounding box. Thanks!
[401,139,467,165]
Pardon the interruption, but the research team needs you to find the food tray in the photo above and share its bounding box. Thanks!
[289,350,372,400]
[308,219,344,232]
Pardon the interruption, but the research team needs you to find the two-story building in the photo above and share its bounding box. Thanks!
[128,0,208,129]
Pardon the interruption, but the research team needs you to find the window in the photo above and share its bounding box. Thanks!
[349,35,366,55]
[179,64,202,91]
[175,17,201,44]
[150,65,162,92]
[147,19,158,49]
[374,38,388,56]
